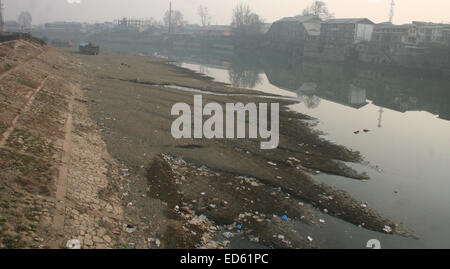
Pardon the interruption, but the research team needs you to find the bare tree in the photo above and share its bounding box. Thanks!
[163,10,186,33]
[302,1,334,20]
[18,11,32,31]
[198,5,211,27]
[231,4,264,37]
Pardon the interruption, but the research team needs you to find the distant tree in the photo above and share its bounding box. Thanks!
[302,1,334,20]
[18,11,32,31]
[198,5,211,27]
[164,10,186,33]
[231,4,264,37]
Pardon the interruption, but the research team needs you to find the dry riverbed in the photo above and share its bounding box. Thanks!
[76,51,410,249]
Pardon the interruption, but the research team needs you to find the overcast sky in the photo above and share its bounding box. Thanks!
[3,0,450,25]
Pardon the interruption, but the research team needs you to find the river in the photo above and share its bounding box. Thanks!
[167,51,450,249]
[94,43,450,248]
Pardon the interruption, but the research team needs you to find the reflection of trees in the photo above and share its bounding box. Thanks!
[299,94,321,109]
[228,66,262,88]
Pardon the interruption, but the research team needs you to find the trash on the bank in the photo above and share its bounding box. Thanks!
[223,232,234,239]
[288,157,301,163]
[281,215,288,221]
[277,234,285,240]
[125,224,136,233]
[237,224,242,230]
[268,161,277,166]
[66,239,81,249]
[383,225,393,233]
[307,236,313,242]
[323,208,328,213]
[361,203,368,208]
[249,236,260,243]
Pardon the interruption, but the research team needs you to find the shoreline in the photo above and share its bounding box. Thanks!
[77,50,411,248]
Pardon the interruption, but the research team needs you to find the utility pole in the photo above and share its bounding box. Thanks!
[168,1,172,34]
[389,0,395,24]
[0,0,4,33]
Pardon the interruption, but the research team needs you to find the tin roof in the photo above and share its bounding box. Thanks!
[324,18,375,25]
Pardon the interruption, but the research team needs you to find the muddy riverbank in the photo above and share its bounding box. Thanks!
[77,51,410,248]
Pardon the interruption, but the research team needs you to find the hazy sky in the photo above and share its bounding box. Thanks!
[3,0,450,25]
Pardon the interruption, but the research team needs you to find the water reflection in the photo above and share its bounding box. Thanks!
[169,49,450,121]
[228,65,262,89]
[161,49,450,248]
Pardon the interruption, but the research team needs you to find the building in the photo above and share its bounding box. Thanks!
[372,23,418,52]
[199,25,232,37]
[44,22,83,33]
[444,29,450,46]
[3,20,22,32]
[265,15,321,47]
[413,21,450,44]
[321,18,375,47]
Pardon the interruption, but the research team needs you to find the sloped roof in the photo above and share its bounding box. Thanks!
[276,15,321,23]
[324,18,375,25]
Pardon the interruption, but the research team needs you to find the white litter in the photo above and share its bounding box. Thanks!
[66,239,81,249]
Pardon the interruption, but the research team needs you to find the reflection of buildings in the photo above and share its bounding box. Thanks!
[265,61,369,109]
[158,48,450,122]
[348,85,367,106]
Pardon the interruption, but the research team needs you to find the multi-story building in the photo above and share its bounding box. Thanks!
[413,21,450,45]
[3,21,22,32]
[44,22,83,33]
[320,18,375,47]
[372,23,418,52]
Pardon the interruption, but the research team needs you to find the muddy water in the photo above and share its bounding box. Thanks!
[174,58,450,249]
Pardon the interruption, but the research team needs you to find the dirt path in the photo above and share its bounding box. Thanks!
[0,76,48,147]
[50,97,73,248]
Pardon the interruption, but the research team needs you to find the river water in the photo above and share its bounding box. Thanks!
[97,43,450,248]
[170,53,450,249]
